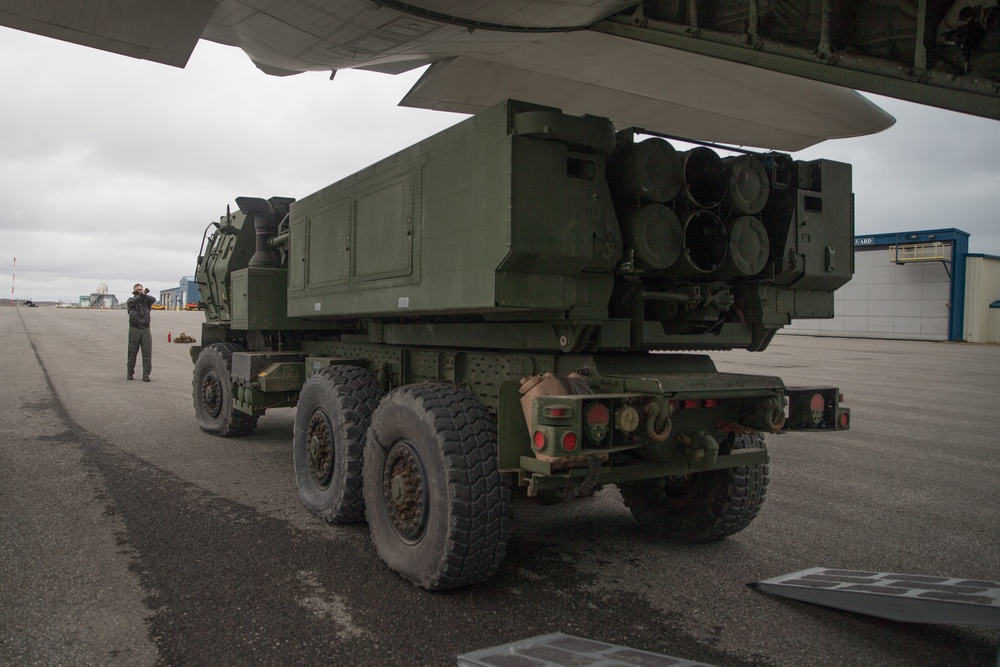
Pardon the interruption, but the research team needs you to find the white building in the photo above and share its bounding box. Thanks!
[785,229,1000,343]
[85,283,119,309]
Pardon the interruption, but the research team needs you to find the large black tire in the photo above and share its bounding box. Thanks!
[363,383,510,590]
[619,434,769,542]
[193,343,258,437]
[293,366,384,523]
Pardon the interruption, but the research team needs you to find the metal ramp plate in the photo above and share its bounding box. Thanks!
[456,633,718,667]
[757,567,1000,627]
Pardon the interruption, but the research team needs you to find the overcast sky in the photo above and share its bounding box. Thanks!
[2,25,998,304]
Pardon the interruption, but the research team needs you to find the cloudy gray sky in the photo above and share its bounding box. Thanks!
[2,25,998,304]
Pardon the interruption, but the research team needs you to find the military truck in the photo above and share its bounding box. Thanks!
[191,100,850,591]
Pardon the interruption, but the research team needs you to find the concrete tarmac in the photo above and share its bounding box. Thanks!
[1,305,997,666]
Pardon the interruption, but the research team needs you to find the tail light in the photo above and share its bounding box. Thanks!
[810,393,825,426]
[585,402,610,444]
[533,431,546,450]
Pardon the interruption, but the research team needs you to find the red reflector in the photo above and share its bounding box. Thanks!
[533,431,546,450]
[562,432,579,452]
[839,412,850,428]
[810,394,826,412]
[704,399,720,408]
[586,402,610,426]
[546,407,568,418]
[683,400,701,409]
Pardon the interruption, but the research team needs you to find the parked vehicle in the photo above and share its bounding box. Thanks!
[190,101,850,590]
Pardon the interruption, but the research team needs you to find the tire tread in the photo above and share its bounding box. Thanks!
[295,365,383,523]
[621,433,769,542]
[365,383,510,590]
[193,342,258,437]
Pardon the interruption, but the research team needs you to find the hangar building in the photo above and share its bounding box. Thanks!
[785,229,1000,343]
[159,276,202,310]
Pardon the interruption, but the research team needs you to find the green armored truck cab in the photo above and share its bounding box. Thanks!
[191,100,850,590]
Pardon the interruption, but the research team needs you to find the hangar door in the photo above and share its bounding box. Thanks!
[786,245,952,341]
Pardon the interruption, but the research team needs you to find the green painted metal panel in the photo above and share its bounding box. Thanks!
[789,160,854,293]
[355,178,412,280]
[286,100,617,321]
[231,267,307,330]
[201,99,858,354]
[304,200,351,287]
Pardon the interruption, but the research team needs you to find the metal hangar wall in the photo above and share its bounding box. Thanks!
[784,229,971,342]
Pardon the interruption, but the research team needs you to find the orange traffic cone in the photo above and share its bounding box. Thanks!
[167,332,172,342]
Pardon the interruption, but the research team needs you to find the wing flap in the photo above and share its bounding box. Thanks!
[0,0,216,67]
[401,31,895,150]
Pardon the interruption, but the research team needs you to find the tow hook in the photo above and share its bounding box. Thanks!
[645,397,672,442]
[676,432,720,470]
[572,456,604,499]
[553,455,605,502]
[752,396,786,432]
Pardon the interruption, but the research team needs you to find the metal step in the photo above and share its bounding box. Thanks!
[456,632,718,667]
[757,567,1000,627]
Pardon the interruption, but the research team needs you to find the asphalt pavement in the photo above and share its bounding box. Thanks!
[1,306,997,666]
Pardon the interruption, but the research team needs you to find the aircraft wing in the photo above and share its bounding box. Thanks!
[0,0,216,68]
[399,32,894,151]
[11,0,1000,150]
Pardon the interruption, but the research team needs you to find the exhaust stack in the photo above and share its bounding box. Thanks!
[237,196,280,268]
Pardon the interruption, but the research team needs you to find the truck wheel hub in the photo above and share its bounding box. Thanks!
[201,371,223,418]
[382,442,426,542]
[306,414,333,486]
